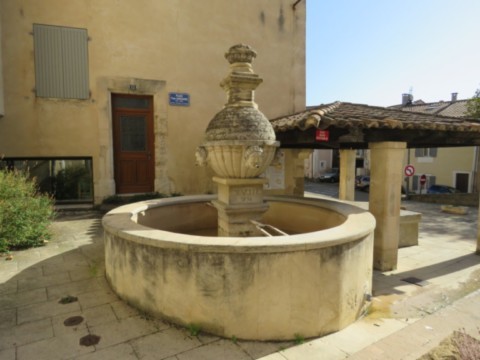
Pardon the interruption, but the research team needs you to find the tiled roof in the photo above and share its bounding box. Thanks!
[399,100,469,118]
[271,102,480,133]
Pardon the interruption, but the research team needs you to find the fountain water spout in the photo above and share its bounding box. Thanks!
[250,220,288,237]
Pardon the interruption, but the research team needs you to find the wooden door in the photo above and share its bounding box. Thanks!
[112,94,154,194]
[455,173,469,193]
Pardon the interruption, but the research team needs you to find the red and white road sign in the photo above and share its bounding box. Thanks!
[404,164,415,177]
[420,174,427,185]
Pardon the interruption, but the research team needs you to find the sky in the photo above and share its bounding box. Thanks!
[306,0,480,107]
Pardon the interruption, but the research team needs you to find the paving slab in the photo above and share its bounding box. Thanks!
[237,340,293,359]
[176,339,253,360]
[0,308,16,329]
[0,287,47,310]
[130,327,202,359]
[73,343,138,360]
[75,289,119,309]
[0,347,15,360]
[273,338,348,360]
[0,318,54,350]
[318,318,411,355]
[51,310,89,336]
[88,315,159,350]
[17,297,81,324]
[109,299,142,320]
[0,281,18,296]
[46,277,103,300]
[16,329,94,360]
[17,272,71,292]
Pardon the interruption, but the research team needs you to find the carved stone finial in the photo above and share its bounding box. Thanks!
[225,44,257,65]
[195,146,208,167]
[221,44,262,106]
[244,146,264,169]
[198,44,278,179]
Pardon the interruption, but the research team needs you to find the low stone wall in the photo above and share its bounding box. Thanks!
[409,193,479,207]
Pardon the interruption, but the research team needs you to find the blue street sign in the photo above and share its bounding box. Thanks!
[169,92,190,106]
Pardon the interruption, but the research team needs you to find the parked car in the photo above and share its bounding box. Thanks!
[427,185,461,194]
[318,169,340,183]
[355,176,370,192]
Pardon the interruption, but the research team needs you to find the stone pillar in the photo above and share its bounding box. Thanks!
[339,149,356,201]
[212,177,268,237]
[369,142,407,271]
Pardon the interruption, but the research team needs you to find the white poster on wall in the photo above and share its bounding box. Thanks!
[263,150,285,190]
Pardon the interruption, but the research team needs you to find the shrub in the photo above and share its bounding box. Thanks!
[0,169,55,252]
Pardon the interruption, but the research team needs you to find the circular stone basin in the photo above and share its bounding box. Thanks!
[103,195,375,341]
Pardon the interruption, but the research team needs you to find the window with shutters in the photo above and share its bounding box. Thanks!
[414,148,437,158]
[412,174,436,193]
[33,24,89,99]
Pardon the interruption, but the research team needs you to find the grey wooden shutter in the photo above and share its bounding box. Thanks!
[412,175,419,191]
[34,24,89,99]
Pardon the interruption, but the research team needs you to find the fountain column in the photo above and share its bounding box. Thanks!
[196,44,279,237]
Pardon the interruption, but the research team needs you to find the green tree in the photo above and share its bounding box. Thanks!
[466,89,480,118]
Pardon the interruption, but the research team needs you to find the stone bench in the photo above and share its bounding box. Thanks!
[350,202,421,248]
[304,194,421,248]
[398,208,422,247]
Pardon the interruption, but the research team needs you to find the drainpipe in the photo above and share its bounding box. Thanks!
[473,147,479,193]
[292,0,303,10]
[406,148,411,198]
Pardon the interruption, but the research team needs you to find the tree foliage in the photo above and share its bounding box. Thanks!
[466,89,480,119]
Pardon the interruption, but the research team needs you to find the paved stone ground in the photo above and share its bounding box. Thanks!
[1,195,480,359]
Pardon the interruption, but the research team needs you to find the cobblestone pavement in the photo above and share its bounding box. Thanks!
[1,189,480,359]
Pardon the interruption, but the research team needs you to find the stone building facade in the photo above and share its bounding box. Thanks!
[0,1,305,203]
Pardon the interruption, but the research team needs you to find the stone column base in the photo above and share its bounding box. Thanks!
[212,176,269,237]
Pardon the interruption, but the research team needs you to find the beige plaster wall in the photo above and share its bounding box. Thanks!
[407,147,475,190]
[0,0,306,203]
[305,149,333,179]
[0,6,4,117]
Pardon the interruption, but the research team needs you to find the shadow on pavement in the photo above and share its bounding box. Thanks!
[0,212,292,359]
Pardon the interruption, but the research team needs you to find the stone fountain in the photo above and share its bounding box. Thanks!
[103,45,376,341]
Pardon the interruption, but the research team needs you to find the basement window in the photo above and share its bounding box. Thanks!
[0,158,93,203]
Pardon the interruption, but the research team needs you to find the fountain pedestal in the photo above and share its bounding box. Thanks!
[212,177,268,237]
[195,44,279,237]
